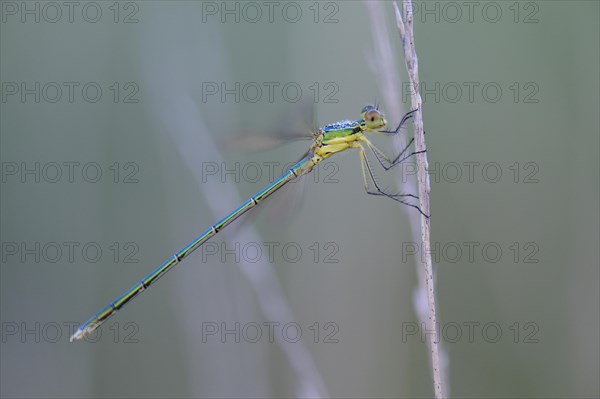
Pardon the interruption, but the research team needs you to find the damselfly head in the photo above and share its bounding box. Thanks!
[361,104,387,130]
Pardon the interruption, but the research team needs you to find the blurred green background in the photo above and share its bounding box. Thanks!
[1,1,598,398]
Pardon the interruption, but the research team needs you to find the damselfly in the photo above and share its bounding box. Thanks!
[71,105,425,341]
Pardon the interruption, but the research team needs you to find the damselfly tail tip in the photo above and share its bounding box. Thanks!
[70,329,84,342]
[70,323,97,342]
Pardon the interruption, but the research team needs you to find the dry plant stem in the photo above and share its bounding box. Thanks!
[364,1,445,393]
[394,2,444,398]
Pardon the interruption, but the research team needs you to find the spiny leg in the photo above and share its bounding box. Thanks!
[355,143,429,217]
[378,109,418,135]
[361,135,426,171]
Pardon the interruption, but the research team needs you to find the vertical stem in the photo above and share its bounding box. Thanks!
[393,2,444,398]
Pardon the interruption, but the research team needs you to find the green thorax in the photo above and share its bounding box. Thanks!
[321,119,364,141]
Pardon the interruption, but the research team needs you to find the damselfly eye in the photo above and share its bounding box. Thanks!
[364,109,385,129]
[361,104,377,115]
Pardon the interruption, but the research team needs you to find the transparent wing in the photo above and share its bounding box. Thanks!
[218,101,317,152]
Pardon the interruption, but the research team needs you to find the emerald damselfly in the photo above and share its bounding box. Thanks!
[71,105,424,341]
